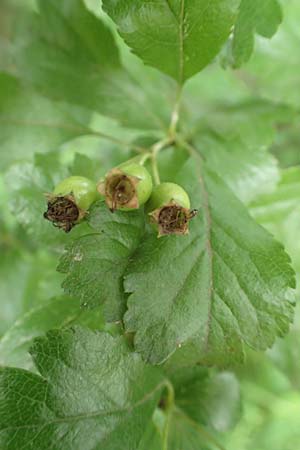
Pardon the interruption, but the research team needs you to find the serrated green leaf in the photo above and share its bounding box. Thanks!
[0,73,91,170]
[250,167,300,286]
[58,201,145,320]
[0,296,104,371]
[14,0,168,130]
[124,158,295,365]
[231,0,282,67]
[103,0,240,83]
[238,0,300,109]
[0,326,164,450]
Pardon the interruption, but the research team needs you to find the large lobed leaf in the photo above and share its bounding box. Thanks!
[0,296,104,371]
[103,0,240,83]
[230,0,282,67]
[124,157,296,365]
[244,0,300,108]
[0,327,164,450]
[58,202,145,321]
[250,167,300,285]
[14,0,169,130]
[0,73,89,170]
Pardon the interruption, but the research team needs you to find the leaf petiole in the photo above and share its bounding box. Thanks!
[161,379,175,450]
[150,137,174,185]
[138,152,152,165]
[169,85,183,139]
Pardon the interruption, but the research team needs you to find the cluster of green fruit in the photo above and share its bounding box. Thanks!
[44,160,197,237]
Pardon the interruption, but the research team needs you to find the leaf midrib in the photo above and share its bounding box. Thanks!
[165,0,185,83]
[0,380,165,432]
[197,161,214,351]
[0,118,89,133]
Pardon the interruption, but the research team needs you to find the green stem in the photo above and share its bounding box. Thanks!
[162,380,175,450]
[150,137,174,185]
[169,85,183,139]
[162,413,171,450]
[138,152,152,165]
[164,379,175,408]
[118,153,151,167]
[151,154,161,185]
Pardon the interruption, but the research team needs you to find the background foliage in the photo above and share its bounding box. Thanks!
[1,0,300,449]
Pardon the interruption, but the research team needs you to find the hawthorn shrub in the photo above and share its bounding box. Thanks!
[1,1,300,449]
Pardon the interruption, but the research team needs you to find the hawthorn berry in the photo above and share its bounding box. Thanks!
[44,176,97,232]
[97,162,152,211]
[146,182,198,236]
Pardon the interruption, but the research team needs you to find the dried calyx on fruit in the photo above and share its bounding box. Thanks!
[146,182,198,237]
[44,176,97,232]
[97,161,152,212]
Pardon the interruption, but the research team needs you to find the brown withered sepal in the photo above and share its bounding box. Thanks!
[97,168,140,212]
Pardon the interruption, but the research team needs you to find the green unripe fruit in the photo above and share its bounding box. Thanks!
[98,162,153,212]
[53,176,97,210]
[44,176,97,232]
[146,182,197,237]
[146,182,190,211]
[118,162,153,207]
